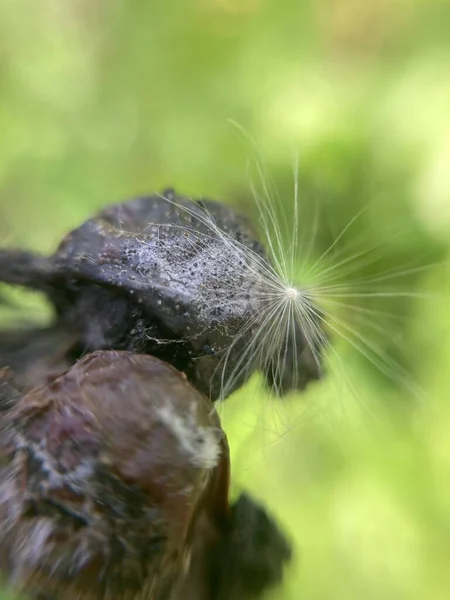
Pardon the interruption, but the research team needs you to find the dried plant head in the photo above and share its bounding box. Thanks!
[0,351,292,600]
[0,351,228,599]
[0,190,326,401]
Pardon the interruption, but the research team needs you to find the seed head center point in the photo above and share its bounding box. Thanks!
[285,287,299,300]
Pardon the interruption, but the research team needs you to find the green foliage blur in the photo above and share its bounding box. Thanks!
[1,1,450,599]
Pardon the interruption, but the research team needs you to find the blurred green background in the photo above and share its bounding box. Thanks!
[1,0,450,598]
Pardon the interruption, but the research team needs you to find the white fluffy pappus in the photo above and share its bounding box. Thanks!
[149,147,448,459]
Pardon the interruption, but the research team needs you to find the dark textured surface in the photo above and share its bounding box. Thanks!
[0,191,324,400]
[207,493,293,600]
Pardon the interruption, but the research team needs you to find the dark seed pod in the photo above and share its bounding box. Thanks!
[0,190,325,399]
[0,351,291,600]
